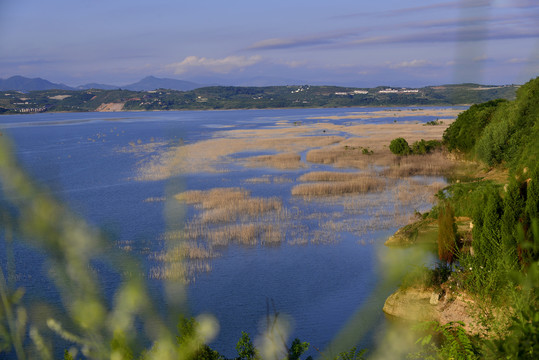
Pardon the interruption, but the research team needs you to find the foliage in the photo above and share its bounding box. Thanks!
[0,83,519,114]
[443,76,538,170]
[0,138,220,359]
[424,119,443,126]
[433,180,502,218]
[389,138,441,156]
[409,321,481,360]
[236,331,258,360]
[484,255,539,359]
[389,137,411,155]
[400,264,451,290]
[442,99,505,153]
[437,202,457,264]
[288,338,309,360]
[333,346,367,360]
[410,139,441,155]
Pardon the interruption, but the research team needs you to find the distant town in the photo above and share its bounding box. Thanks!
[0,76,519,114]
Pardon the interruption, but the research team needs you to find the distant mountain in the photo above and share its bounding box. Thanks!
[123,76,202,91]
[0,76,74,91]
[76,83,120,90]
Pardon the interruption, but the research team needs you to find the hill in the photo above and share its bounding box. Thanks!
[443,76,539,171]
[76,83,120,90]
[0,82,519,114]
[0,76,73,91]
[122,76,202,91]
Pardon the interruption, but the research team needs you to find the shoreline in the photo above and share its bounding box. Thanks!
[0,104,470,116]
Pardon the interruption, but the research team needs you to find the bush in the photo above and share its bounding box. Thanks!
[389,137,411,155]
[438,202,457,264]
[411,139,442,155]
[442,99,506,153]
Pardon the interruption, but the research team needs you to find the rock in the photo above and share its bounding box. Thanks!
[383,287,437,321]
[383,287,490,336]
[429,292,440,305]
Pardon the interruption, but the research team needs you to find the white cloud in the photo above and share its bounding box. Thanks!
[472,55,488,62]
[389,59,432,69]
[166,55,263,75]
[506,57,528,64]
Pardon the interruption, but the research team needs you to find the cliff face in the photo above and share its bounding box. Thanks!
[383,286,487,336]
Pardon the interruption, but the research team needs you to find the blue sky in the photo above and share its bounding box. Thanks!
[1,0,538,87]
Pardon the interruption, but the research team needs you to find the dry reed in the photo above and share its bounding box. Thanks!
[291,177,385,197]
[143,196,166,203]
[152,242,215,262]
[298,171,367,182]
[245,153,304,169]
[384,152,455,177]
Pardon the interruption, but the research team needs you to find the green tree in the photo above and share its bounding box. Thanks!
[438,202,457,264]
[442,99,505,153]
[236,331,258,360]
[389,137,411,155]
[288,338,309,360]
[501,179,524,268]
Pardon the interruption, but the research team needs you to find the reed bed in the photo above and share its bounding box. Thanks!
[152,242,215,262]
[206,224,260,246]
[143,196,166,203]
[175,187,250,207]
[244,176,272,184]
[307,108,463,121]
[244,175,293,184]
[199,198,282,223]
[149,260,212,283]
[385,152,455,177]
[305,147,395,170]
[291,177,385,197]
[245,152,304,169]
[298,171,367,182]
[176,187,282,223]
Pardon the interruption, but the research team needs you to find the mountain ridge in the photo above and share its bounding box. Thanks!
[0,75,204,92]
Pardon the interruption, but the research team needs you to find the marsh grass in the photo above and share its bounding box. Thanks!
[245,153,304,169]
[152,118,453,281]
[298,171,370,182]
[385,151,455,177]
[149,261,212,282]
[143,196,166,203]
[244,175,293,184]
[152,242,215,262]
[305,147,396,170]
[291,176,385,197]
[136,134,344,179]
[244,176,272,184]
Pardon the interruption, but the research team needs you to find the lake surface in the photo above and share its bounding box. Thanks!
[0,107,463,357]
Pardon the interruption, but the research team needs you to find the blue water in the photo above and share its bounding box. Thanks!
[0,107,462,357]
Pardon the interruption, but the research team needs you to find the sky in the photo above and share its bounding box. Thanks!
[0,0,538,87]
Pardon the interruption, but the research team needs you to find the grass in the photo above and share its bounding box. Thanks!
[298,171,369,182]
[146,115,456,281]
[384,151,455,177]
[244,175,293,184]
[245,152,304,169]
[176,189,281,221]
[292,176,386,197]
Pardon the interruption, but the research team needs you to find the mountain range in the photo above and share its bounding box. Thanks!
[0,75,203,92]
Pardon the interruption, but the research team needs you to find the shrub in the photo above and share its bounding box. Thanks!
[438,202,457,264]
[411,139,442,155]
[389,137,411,155]
[442,99,506,153]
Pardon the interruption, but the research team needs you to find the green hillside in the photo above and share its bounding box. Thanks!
[0,83,518,114]
[402,77,539,358]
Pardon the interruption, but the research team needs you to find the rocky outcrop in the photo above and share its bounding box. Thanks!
[383,286,487,336]
[96,102,125,112]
